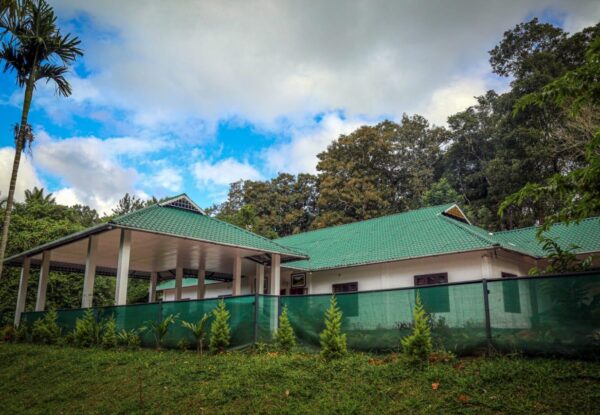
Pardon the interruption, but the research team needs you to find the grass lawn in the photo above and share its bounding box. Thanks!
[0,344,599,414]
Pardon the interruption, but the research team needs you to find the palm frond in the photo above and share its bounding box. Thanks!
[36,63,70,96]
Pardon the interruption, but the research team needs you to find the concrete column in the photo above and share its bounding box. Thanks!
[175,266,183,300]
[197,269,206,299]
[269,254,281,296]
[81,235,98,308]
[35,251,51,311]
[114,229,131,305]
[481,253,493,279]
[256,263,265,295]
[148,271,157,303]
[232,254,242,296]
[14,257,31,326]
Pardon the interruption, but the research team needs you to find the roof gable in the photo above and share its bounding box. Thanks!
[159,194,204,214]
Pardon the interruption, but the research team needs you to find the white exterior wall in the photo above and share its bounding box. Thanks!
[297,249,528,295]
[161,276,252,302]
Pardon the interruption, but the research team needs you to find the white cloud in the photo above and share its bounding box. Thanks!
[192,158,262,187]
[264,113,368,175]
[146,167,184,194]
[32,132,172,214]
[421,77,489,126]
[0,148,43,202]
[51,0,600,131]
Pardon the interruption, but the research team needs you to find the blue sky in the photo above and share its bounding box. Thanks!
[1,0,598,214]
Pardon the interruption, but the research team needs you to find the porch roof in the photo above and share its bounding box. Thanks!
[4,194,307,270]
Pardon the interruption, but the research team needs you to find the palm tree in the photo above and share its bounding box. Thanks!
[0,0,83,278]
[24,186,55,205]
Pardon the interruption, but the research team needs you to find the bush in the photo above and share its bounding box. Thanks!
[275,305,296,352]
[15,323,30,343]
[181,313,210,355]
[320,296,347,360]
[117,329,141,349]
[401,293,432,365]
[209,299,231,353]
[143,314,178,350]
[31,310,61,344]
[1,325,16,343]
[101,317,118,349]
[73,309,101,347]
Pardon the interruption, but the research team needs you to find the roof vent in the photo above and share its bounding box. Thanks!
[442,204,471,225]
[160,195,204,214]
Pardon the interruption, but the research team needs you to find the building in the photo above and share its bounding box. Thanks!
[6,194,600,325]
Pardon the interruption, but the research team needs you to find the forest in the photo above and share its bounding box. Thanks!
[0,18,598,324]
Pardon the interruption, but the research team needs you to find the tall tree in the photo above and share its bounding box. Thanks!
[501,37,600,230]
[0,0,83,278]
[314,116,446,228]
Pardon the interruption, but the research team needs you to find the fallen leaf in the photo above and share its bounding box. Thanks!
[284,390,290,397]
[431,383,440,390]
[458,394,469,403]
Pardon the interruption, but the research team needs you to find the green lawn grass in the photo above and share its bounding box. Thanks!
[0,344,599,414]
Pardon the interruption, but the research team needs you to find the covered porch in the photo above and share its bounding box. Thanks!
[5,195,306,326]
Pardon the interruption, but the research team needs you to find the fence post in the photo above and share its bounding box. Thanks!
[482,279,493,353]
[254,292,259,345]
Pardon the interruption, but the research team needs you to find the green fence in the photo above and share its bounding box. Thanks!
[22,295,278,349]
[21,273,600,357]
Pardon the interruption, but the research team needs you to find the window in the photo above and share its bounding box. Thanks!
[501,272,521,313]
[289,287,306,295]
[414,273,450,313]
[332,282,359,317]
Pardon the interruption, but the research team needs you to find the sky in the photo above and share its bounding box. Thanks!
[0,0,599,215]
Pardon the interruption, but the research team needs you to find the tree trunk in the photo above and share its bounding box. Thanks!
[0,69,36,280]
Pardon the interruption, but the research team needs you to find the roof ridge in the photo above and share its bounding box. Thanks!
[494,216,600,235]
[109,202,159,224]
[439,215,499,246]
[203,214,308,257]
[276,203,455,242]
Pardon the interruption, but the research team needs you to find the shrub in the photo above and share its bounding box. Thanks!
[181,313,210,355]
[401,293,432,364]
[15,323,30,343]
[1,325,16,343]
[319,296,347,360]
[31,310,61,344]
[275,305,296,352]
[143,314,178,350]
[177,339,190,351]
[73,309,101,347]
[209,299,231,353]
[117,329,141,349]
[101,317,118,349]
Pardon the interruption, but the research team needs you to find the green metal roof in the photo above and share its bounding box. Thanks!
[4,194,306,264]
[275,204,498,271]
[156,278,220,291]
[492,218,600,257]
[275,205,600,271]
[109,195,306,258]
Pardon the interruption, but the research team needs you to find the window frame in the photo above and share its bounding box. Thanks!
[413,272,450,313]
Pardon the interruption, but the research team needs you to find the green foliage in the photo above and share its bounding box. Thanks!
[528,236,593,275]
[421,178,462,207]
[73,309,100,347]
[181,313,210,355]
[14,322,29,342]
[117,329,141,349]
[1,324,15,342]
[319,296,347,360]
[143,314,178,350]
[100,317,117,349]
[275,305,296,352]
[401,293,432,364]
[209,300,231,353]
[502,37,600,230]
[31,310,61,344]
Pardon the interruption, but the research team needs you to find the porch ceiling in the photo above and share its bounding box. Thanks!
[10,227,264,276]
